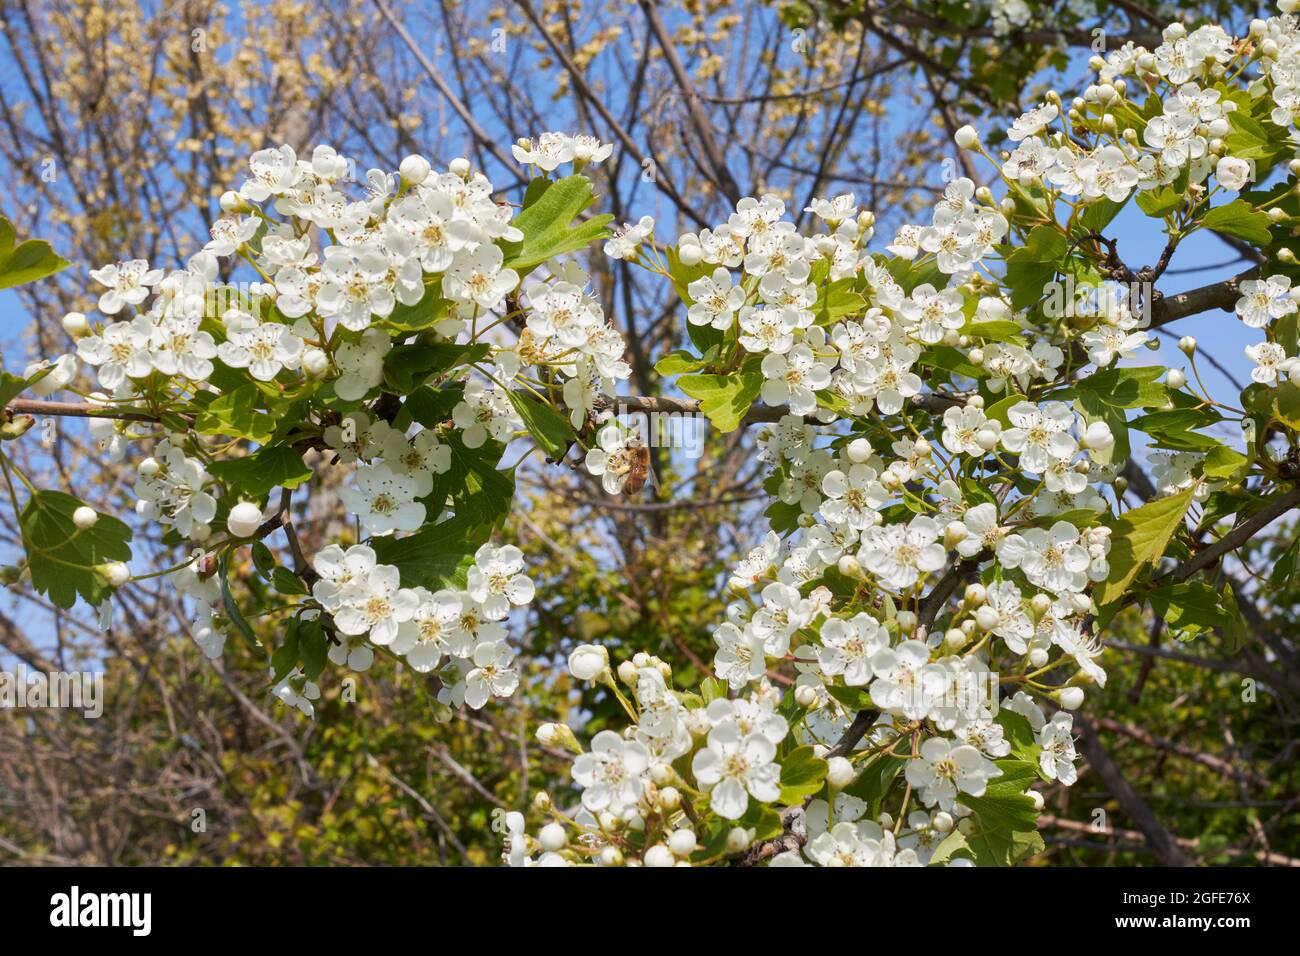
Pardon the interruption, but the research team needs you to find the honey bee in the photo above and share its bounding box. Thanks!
[623,439,651,495]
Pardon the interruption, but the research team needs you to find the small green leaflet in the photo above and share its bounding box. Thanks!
[777,745,829,805]
[219,553,263,652]
[500,175,614,274]
[1201,199,1272,245]
[194,385,277,443]
[0,217,71,290]
[508,390,575,460]
[1094,485,1197,616]
[677,371,764,432]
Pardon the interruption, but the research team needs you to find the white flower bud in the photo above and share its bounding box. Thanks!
[1030,592,1052,617]
[536,722,559,745]
[975,606,1000,631]
[226,501,264,538]
[219,190,247,213]
[532,790,552,812]
[725,827,752,853]
[1028,648,1050,668]
[644,844,675,867]
[302,347,330,378]
[1029,790,1045,811]
[617,660,638,685]
[964,583,987,606]
[669,828,696,857]
[933,811,955,833]
[448,157,471,177]
[965,393,986,408]
[913,437,932,456]
[945,628,967,649]
[567,643,609,681]
[954,125,979,149]
[837,554,863,579]
[1178,336,1196,355]
[1166,368,1186,390]
[651,762,675,786]
[944,521,968,549]
[677,243,704,267]
[1080,421,1114,452]
[659,785,682,811]
[538,823,566,852]
[192,522,211,542]
[138,457,160,478]
[968,347,984,365]
[896,610,917,634]
[847,437,873,463]
[598,846,624,866]
[399,154,432,186]
[826,756,855,789]
[72,506,98,529]
[794,684,819,708]
[1055,686,1085,710]
[61,311,90,338]
[103,561,130,587]
[975,428,1000,451]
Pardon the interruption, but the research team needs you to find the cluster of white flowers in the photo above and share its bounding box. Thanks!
[37,134,639,721]
[306,541,532,708]
[1236,275,1300,385]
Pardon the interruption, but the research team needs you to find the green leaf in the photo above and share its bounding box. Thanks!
[1135,186,1183,218]
[507,390,575,460]
[1094,485,1197,613]
[299,619,328,680]
[1273,383,1300,429]
[208,445,312,497]
[0,217,71,290]
[371,513,493,591]
[422,432,516,526]
[383,342,489,393]
[677,371,763,433]
[964,319,1024,342]
[219,554,262,652]
[1080,198,1124,231]
[194,385,276,443]
[250,541,276,579]
[844,754,905,814]
[654,350,709,376]
[1070,365,1168,409]
[272,566,308,596]
[994,709,1043,772]
[270,620,302,684]
[1202,199,1271,245]
[500,175,613,274]
[777,745,830,804]
[19,491,132,609]
[1203,444,1249,480]
[814,279,867,325]
[1148,581,1240,637]
[958,760,1044,866]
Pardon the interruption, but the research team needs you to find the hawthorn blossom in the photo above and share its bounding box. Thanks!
[904,737,1001,811]
[691,721,782,820]
[466,543,535,620]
